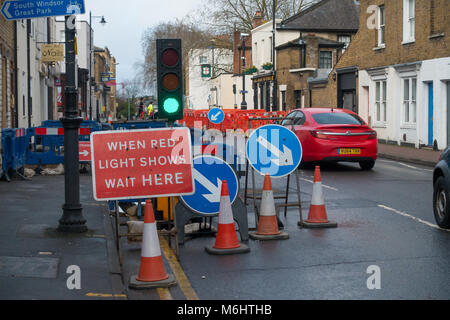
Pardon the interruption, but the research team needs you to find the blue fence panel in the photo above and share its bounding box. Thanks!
[1,128,28,179]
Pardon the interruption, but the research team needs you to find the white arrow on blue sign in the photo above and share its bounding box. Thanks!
[246,124,302,178]
[208,108,225,125]
[180,155,239,216]
[1,0,85,21]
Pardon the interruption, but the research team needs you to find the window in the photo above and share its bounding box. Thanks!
[403,0,415,43]
[378,5,386,46]
[338,35,351,52]
[199,56,207,64]
[375,80,387,123]
[312,112,365,125]
[281,111,298,126]
[403,78,417,124]
[319,51,332,69]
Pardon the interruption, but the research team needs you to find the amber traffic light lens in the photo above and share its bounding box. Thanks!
[162,48,179,67]
[162,73,179,91]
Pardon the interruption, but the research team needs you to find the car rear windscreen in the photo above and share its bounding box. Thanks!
[312,112,365,125]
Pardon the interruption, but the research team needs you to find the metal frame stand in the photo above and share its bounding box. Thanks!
[244,161,304,229]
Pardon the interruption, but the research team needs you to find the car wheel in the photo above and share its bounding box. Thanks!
[433,176,450,229]
[359,160,375,170]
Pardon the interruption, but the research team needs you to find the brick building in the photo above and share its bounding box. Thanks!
[0,0,16,132]
[275,0,359,111]
[317,0,450,150]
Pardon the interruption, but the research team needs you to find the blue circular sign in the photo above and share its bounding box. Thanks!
[208,108,225,125]
[246,124,302,178]
[180,155,239,216]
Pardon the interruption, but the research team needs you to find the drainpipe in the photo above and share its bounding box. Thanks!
[14,21,18,128]
[27,19,31,128]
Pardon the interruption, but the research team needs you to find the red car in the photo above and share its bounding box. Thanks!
[281,108,378,170]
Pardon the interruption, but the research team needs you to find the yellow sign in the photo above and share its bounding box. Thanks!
[41,44,64,62]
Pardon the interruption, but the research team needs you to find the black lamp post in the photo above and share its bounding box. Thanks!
[240,33,249,110]
[58,15,87,233]
[89,12,107,121]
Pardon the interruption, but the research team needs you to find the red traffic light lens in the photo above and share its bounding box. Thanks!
[162,49,179,67]
[162,73,179,91]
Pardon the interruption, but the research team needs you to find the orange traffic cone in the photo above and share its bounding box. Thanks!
[250,175,289,240]
[129,200,177,289]
[300,166,337,228]
[205,180,250,255]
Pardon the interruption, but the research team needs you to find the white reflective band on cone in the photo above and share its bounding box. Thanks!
[311,182,324,205]
[260,191,276,216]
[218,196,233,225]
[141,223,162,258]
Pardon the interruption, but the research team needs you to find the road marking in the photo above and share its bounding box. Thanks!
[159,235,199,300]
[378,159,433,172]
[157,288,173,300]
[86,293,127,298]
[301,178,339,191]
[378,205,450,232]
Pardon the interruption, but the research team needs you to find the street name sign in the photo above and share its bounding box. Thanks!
[1,0,85,21]
[91,127,194,201]
[180,155,239,216]
[208,108,225,125]
[79,141,91,162]
[246,124,302,178]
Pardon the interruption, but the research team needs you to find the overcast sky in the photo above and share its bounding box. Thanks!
[77,0,204,86]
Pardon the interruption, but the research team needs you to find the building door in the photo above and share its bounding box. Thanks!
[447,82,450,146]
[281,90,286,111]
[342,90,356,113]
[428,82,434,146]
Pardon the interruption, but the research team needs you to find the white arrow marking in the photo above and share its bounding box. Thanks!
[256,135,294,166]
[210,112,222,122]
[80,150,89,157]
[2,3,12,19]
[193,169,221,203]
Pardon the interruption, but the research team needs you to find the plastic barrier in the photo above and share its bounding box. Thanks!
[1,128,28,180]
[26,127,92,166]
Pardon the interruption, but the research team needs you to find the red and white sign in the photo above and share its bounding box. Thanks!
[91,128,194,201]
[79,141,91,162]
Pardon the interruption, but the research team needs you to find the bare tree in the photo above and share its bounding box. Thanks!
[200,0,320,33]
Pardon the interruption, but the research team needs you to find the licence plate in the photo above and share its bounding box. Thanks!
[338,148,361,155]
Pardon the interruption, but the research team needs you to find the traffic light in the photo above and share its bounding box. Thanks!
[156,39,183,121]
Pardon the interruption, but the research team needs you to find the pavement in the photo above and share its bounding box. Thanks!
[0,173,125,300]
[378,142,441,167]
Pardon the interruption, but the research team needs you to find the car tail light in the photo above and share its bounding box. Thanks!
[310,130,330,140]
[366,130,377,140]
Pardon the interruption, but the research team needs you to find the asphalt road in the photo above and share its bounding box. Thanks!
[124,158,450,300]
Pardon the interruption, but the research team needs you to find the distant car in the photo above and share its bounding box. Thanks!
[433,146,450,229]
[281,108,378,170]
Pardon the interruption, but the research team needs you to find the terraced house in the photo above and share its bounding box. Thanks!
[317,0,450,150]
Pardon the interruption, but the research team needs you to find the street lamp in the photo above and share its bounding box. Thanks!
[240,33,249,110]
[89,12,107,121]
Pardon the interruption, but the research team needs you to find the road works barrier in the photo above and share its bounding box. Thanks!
[1,128,28,181]
[183,109,288,132]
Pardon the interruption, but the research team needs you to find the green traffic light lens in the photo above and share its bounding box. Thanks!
[163,98,180,114]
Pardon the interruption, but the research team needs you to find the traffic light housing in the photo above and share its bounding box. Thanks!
[156,39,183,121]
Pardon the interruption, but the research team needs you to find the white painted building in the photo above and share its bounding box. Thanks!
[358,57,450,150]
[251,19,300,111]
[16,18,61,129]
[186,47,233,110]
